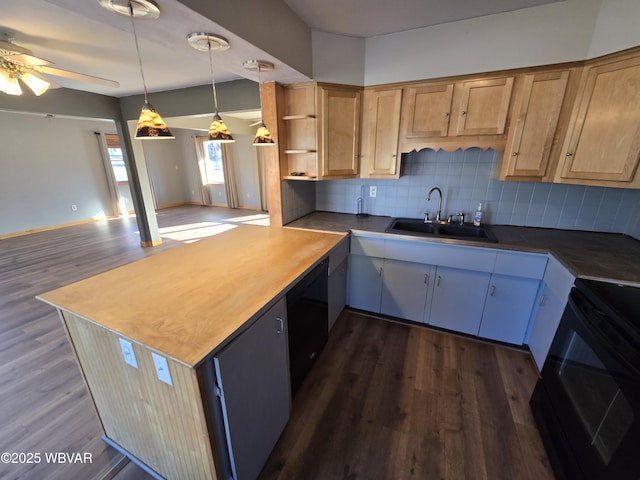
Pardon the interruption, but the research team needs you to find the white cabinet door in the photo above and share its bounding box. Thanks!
[527,255,575,370]
[348,255,384,312]
[214,299,290,480]
[428,266,490,335]
[479,274,540,344]
[380,259,435,323]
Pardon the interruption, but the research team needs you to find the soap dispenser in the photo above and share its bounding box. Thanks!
[474,202,483,227]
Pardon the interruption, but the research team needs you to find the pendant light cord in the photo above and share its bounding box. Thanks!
[208,41,219,114]
[128,2,149,102]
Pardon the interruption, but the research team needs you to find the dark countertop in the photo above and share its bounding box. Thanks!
[286,212,640,285]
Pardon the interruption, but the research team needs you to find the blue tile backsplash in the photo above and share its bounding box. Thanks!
[315,148,640,235]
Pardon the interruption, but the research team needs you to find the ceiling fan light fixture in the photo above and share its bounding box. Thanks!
[0,69,22,95]
[21,71,50,96]
[136,101,174,139]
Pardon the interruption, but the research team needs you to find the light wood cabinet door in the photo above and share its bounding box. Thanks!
[500,70,571,181]
[320,86,361,178]
[401,83,454,138]
[558,54,640,185]
[451,76,514,136]
[361,88,402,178]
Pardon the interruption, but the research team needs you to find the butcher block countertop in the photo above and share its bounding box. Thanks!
[38,225,347,367]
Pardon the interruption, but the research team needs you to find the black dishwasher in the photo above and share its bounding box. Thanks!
[287,259,328,395]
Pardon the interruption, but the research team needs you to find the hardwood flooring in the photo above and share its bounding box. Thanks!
[0,206,264,480]
[259,311,554,480]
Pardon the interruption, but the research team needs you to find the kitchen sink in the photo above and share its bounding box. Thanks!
[385,218,498,243]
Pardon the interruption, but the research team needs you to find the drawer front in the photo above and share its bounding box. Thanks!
[329,237,350,275]
[384,238,496,272]
[493,251,548,279]
[351,235,386,257]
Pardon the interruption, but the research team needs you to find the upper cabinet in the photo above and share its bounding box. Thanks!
[497,69,576,182]
[360,87,403,179]
[281,82,361,181]
[555,50,640,188]
[399,75,515,153]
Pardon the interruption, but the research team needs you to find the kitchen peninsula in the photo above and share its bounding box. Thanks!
[37,224,347,480]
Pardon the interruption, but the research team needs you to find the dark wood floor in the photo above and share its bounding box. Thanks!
[0,205,553,480]
[0,206,265,480]
[260,311,554,480]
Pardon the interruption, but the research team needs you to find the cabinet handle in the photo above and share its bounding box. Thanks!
[437,275,442,287]
[392,154,397,157]
[461,111,466,116]
[566,152,573,157]
[490,285,496,296]
[539,295,547,307]
[444,112,449,117]
[379,267,383,277]
[512,152,519,156]
[276,317,284,334]
[424,273,429,284]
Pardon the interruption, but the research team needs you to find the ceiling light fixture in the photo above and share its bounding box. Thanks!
[0,60,51,96]
[99,0,173,139]
[187,32,234,143]
[243,60,275,146]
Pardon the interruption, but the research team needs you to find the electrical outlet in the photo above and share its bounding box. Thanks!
[369,186,377,198]
[152,352,172,385]
[119,338,138,368]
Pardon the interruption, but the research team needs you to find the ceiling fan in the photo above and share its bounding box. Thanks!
[0,32,119,96]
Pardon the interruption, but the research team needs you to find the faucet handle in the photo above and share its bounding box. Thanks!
[423,211,430,223]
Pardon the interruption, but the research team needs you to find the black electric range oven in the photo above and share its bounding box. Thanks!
[530,278,640,480]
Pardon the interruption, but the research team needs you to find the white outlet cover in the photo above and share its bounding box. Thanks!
[152,352,173,385]
[119,338,138,368]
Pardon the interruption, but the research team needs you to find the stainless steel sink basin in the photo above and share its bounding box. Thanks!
[385,218,498,243]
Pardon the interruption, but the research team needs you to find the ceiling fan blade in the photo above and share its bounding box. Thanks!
[0,38,32,56]
[33,65,120,88]
[28,69,62,89]
[8,53,52,66]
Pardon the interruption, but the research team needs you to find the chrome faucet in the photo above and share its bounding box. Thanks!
[427,187,443,223]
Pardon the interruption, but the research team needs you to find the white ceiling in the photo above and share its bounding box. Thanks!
[284,0,565,38]
[1,0,564,99]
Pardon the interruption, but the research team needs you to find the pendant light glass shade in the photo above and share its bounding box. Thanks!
[136,100,174,139]
[208,113,234,142]
[253,121,275,145]
[21,71,50,96]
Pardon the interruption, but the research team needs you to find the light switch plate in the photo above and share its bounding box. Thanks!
[119,338,138,368]
[151,352,173,385]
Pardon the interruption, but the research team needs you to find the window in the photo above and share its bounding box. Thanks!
[104,134,128,183]
[199,139,224,184]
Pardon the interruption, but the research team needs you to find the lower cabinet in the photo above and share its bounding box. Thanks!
[214,298,290,480]
[380,259,435,323]
[348,233,549,346]
[479,274,541,344]
[348,254,384,312]
[428,266,491,335]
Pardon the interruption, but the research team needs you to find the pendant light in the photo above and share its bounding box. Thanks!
[99,0,173,139]
[243,60,275,146]
[187,32,234,143]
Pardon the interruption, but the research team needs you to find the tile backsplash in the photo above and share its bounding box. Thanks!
[316,148,640,234]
